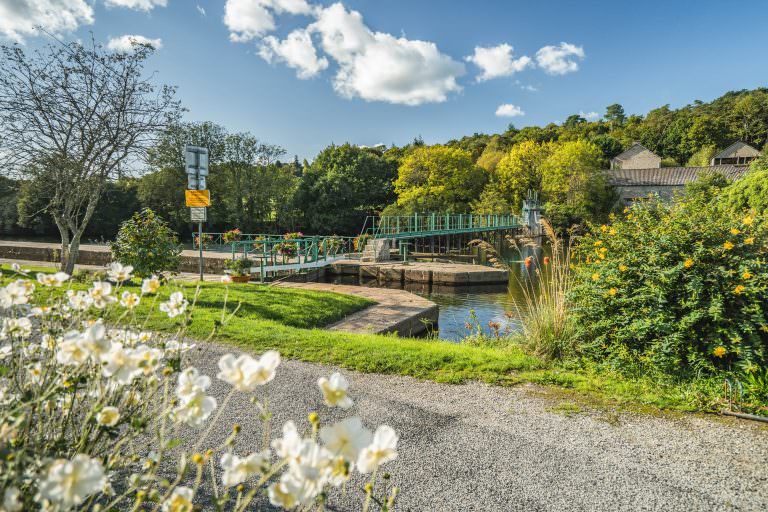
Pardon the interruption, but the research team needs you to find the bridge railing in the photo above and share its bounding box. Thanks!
[363,213,520,238]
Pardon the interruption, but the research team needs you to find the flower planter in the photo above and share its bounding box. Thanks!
[230,275,250,283]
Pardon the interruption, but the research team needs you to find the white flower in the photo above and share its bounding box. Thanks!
[0,345,11,360]
[3,486,22,512]
[2,280,34,306]
[161,486,194,512]
[120,291,140,309]
[79,323,112,362]
[67,290,93,311]
[57,331,90,366]
[317,372,353,409]
[101,343,143,385]
[36,271,70,287]
[96,406,120,427]
[173,389,217,428]
[159,292,188,318]
[89,282,116,309]
[220,451,270,487]
[271,420,303,460]
[107,262,133,282]
[217,351,280,392]
[1,317,32,339]
[141,275,161,294]
[320,417,372,463]
[132,345,164,375]
[268,474,302,509]
[37,454,106,509]
[165,339,195,353]
[28,362,44,383]
[138,331,152,343]
[220,274,233,284]
[176,367,211,400]
[357,425,398,473]
[286,440,333,503]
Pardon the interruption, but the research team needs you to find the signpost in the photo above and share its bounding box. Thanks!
[185,145,209,281]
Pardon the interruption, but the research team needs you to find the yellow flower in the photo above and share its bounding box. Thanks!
[623,207,630,214]
[743,215,754,226]
[730,228,741,236]
[723,241,734,250]
[683,258,694,268]
[609,227,617,236]
[761,324,768,333]
[733,285,745,295]
[745,237,754,245]
[608,288,618,296]
[591,273,600,282]
[742,271,752,279]
[594,240,603,247]
[600,224,608,233]
[713,346,727,358]
[618,264,628,272]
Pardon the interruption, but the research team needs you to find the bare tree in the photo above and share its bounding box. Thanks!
[0,36,181,273]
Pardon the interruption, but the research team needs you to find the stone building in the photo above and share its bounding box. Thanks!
[609,142,661,170]
[710,141,762,165]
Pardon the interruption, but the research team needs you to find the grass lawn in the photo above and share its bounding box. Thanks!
[2,265,727,415]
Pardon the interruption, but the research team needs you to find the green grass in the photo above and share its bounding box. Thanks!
[0,265,735,415]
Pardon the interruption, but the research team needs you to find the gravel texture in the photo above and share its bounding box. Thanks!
[174,342,768,511]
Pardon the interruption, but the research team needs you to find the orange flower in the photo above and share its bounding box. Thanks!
[713,346,727,358]
[723,241,734,250]
[683,258,694,268]
[543,256,550,265]
[524,256,532,269]
[733,285,745,295]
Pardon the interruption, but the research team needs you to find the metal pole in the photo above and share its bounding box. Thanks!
[198,221,204,281]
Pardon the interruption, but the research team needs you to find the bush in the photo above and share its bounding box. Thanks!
[721,167,768,215]
[222,228,242,244]
[570,196,768,377]
[0,268,400,510]
[224,257,253,276]
[110,208,182,278]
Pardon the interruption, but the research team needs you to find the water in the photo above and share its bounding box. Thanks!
[324,244,547,342]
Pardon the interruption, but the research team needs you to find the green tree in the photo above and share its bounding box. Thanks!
[394,146,486,213]
[685,144,718,167]
[605,103,626,127]
[493,140,553,210]
[295,144,397,234]
[110,208,182,277]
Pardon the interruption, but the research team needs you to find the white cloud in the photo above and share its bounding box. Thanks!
[196,5,206,16]
[495,104,525,117]
[465,44,532,82]
[107,34,163,52]
[104,0,167,11]
[308,3,464,105]
[519,83,538,92]
[0,0,94,42]
[224,0,313,42]
[259,29,329,79]
[535,42,585,75]
[580,111,600,121]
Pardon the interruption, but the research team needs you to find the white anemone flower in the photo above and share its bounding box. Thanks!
[89,282,116,309]
[36,271,70,287]
[176,367,211,400]
[165,339,195,353]
[320,417,373,463]
[120,291,140,310]
[3,486,22,512]
[67,290,93,311]
[317,372,353,409]
[161,486,194,512]
[3,280,34,306]
[268,474,303,509]
[286,440,333,503]
[216,350,280,392]
[271,420,303,461]
[356,425,399,473]
[173,389,217,428]
[0,345,11,360]
[101,343,143,385]
[1,317,32,339]
[141,275,161,295]
[96,406,121,427]
[37,454,107,509]
[79,323,111,362]
[159,292,188,318]
[57,331,90,366]
[220,451,270,487]
[107,262,133,282]
[132,345,164,375]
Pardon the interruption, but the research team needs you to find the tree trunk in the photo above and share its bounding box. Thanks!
[53,214,71,273]
[65,231,84,275]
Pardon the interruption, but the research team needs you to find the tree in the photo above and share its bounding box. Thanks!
[685,144,718,167]
[493,140,553,210]
[110,208,182,277]
[294,144,397,234]
[394,146,486,213]
[605,103,626,127]
[0,38,180,272]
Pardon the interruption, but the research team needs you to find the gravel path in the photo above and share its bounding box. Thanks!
[178,342,768,512]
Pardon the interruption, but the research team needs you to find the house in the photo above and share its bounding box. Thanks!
[710,141,762,165]
[606,142,758,203]
[610,142,662,170]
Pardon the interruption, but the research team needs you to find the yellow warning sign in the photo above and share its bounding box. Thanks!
[185,189,210,207]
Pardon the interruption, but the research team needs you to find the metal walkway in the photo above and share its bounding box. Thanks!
[362,213,521,240]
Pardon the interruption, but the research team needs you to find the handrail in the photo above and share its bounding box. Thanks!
[361,212,521,239]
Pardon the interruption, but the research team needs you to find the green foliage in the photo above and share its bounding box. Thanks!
[394,145,486,212]
[685,144,718,167]
[570,196,768,378]
[721,165,768,215]
[294,143,397,234]
[110,208,182,277]
[224,257,253,276]
[682,172,731,201]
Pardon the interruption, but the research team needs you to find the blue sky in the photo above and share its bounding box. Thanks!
[3,0,768,160]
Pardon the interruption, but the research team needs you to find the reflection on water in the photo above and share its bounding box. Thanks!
[324,244,548,342]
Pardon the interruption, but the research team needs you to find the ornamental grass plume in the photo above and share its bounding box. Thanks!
[0,264,399,511]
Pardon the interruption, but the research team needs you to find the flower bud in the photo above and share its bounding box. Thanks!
[191,453,204,465]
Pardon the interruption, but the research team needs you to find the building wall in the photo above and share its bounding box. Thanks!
[615,185,683,203]
[611,151,662,170]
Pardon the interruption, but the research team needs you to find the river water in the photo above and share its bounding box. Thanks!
[324,244,547,342]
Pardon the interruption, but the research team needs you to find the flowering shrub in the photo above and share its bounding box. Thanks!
[222,228,243,244]
[194,233,214,250]
[109,208,182,278]
[274,232,303,257]
[570,195,768,377]
[320,236,345,255]
[0,265,399,510]
[353,234,371,252]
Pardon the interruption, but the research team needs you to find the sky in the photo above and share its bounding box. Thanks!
[2,0,768,161]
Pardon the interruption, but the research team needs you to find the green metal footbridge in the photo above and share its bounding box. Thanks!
[361,212,521,239]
